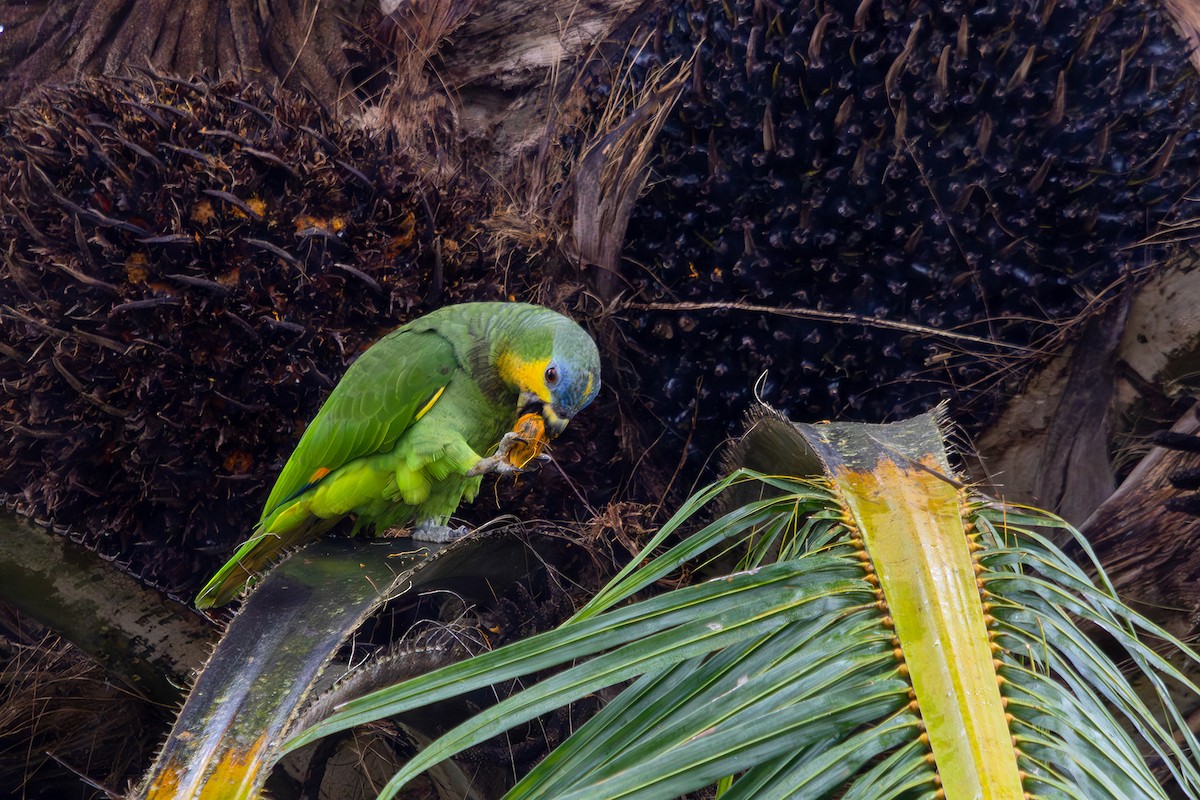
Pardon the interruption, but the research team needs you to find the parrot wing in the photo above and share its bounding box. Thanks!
[260,326,461,523]
[195,328,461,609]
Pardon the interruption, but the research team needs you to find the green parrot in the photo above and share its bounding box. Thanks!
[195,302,601,609]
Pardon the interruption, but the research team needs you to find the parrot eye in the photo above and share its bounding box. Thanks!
[544,366,560,387]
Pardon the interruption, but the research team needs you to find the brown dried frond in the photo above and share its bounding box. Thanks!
[566,53,692,301]
[485,30,690,290]
[566,500,695,591]
[0,625,155,796]
[1164,0,1200,73]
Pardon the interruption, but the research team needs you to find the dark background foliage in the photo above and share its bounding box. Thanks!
[620,0,1198,455]
[1,0,1200,795]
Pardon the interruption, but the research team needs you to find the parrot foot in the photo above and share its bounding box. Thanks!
[467,431,528,477]
[411,521,473,543]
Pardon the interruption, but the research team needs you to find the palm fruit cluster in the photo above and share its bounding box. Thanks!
[620,0,1199,458]
[0,75,509,594]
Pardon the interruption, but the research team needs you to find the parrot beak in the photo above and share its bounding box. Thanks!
[541,405,570,437]
[518,390,570,437]
[518,390,543,414]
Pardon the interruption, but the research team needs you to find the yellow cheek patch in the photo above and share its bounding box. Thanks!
[497,352,552,402]
[413,386,446,422]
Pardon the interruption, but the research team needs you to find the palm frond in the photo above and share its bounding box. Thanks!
[134,529,541,800]
[278,409,1200,799]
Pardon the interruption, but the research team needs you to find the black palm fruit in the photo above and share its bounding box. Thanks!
[620,0,1199,463]
[0,75,508,595]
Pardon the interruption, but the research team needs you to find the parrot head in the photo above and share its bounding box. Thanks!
[499,311,601,437]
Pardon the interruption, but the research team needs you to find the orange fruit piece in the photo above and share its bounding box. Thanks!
[504,413,549,469]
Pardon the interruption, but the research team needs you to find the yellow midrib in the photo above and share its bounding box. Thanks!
[836,456,1022,800]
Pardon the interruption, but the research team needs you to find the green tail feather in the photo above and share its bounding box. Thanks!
[195,526,314,609]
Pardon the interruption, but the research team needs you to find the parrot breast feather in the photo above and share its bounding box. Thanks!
[261,328,460,522]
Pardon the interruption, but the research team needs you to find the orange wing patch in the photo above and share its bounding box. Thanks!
[308,466,331,483]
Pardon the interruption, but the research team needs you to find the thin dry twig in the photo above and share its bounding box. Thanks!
[623,299,1041,353]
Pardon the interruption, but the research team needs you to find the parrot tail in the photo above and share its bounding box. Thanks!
[194,525,313,609]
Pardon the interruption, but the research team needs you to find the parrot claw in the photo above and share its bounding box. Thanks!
[467,456,521,477]
[516,453,551,472]
[411,521,472,543]
[467,432,527,477]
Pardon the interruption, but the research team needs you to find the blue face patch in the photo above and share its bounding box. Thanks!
[545,361,596,418]
[544,319,601,418]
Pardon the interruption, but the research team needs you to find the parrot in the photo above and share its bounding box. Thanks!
[194,302,601,609]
